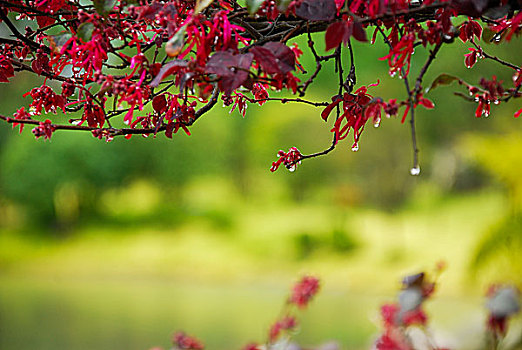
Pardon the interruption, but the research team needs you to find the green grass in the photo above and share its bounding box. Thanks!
[1,189,520,350]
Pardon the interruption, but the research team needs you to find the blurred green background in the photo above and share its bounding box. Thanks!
[0,27,521,350]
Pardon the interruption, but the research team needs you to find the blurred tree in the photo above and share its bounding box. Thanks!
[460,133,522,282]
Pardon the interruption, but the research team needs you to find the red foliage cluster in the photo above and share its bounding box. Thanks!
[172,331,204,350]
[289,275,320,308]
[150,266,520,350]
[0,0,521,172]
[486,284,520,338]
[270,147,302,172]
[374,266,446,350]
[265,275,319,345]
[268,316,298,343]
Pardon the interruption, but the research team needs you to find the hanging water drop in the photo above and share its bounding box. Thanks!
[374,120,381,128]
[287,165,296,172]
[410,166,421,176]
[494,100,500,105]
[351,144,359,152]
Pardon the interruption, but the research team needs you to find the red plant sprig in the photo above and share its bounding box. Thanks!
[270,147,302,172]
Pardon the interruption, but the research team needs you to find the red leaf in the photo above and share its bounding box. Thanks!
[459,26,469,42]
[418,97,434,109]
[37,16,55,28]
[352,22,367,42]
[31,59,43,75]
[250,46,280,75]
[401,105,410,123]
[475,101,483,118]
[152,94,167,113]
[149,59,188,87]
[0,72,9,83]
[325,21,349,51]
[470,20,482,40]
[206,51,238,76]
[295,0,336,21]
[263,42,295,74]
[321,95,342,121]
[464,50,477,68]
[334,0,345,11]
[207,51,253,95]
[514,107,521,118]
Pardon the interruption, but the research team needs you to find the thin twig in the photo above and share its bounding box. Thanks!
[377,24,419,172]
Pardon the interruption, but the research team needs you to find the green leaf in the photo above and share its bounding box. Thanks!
[194,0,213,14]
[426,73,460,93]
[77,22,94,42]
[481,27,494,44]
[93,0,116,16]
[49,32,72,51]
[276,0,292,12]
[246,0,265,15]
[165,25,187,57]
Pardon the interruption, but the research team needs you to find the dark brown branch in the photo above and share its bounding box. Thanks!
[470,39,521,71]
[0,9,48,52]
[297,25,337,97]
[376,24,419,173]
[0,86,221,137]
[10,59,70,82]
[296,45,344,165]
[242,96,329,107]
[0,0,62,18]
[0,36,19,45]
[241,1,450,48]
[414,42,443,97]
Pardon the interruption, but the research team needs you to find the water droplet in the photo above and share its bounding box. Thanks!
[351,144,359,152]
[410,166,421,176]
[469,91,473,96]
[494,100,500,105]
[287,165,296,172]
[374,120,381,128]
[474,97,480,102]
[484,111,490,117]
[71,120,82,126]
[390,71,397,78]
